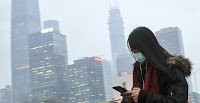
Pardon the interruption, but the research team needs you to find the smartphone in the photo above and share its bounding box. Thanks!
[112,86,128,93]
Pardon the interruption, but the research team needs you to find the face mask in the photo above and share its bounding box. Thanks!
[133,52,146,64]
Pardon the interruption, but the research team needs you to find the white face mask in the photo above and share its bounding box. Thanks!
[133,52,146,64]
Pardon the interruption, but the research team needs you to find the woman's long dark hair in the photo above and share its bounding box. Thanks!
[127,27,173,77]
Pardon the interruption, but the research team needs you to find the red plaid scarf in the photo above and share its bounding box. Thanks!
[133,61,160,94]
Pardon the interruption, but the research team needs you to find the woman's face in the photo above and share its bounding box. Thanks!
[131,48,147,64]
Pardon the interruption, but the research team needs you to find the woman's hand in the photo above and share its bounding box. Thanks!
[121,87,141,103]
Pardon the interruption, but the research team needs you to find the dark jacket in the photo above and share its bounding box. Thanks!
[122,56,192,103]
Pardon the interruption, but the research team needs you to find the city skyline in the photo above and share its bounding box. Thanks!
[0,0,200,94]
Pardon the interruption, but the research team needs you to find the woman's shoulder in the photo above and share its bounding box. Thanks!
[167,55,192,77]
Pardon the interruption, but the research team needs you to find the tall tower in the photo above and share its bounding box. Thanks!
[108,1,128,76]
[28,26,68,102]
[155,27,193,93]
[11,0,41,102]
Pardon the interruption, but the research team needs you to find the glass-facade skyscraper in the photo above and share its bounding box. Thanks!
[11,0,41,102]
[108,7,128,76]
[116,54,133,76]
[0,85,12,103]
[102,60,113,102]
[28,27,68,102]
[67,57,106,103]
[155,27,184,56]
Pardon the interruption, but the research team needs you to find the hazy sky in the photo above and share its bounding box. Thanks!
[0,0,200,92]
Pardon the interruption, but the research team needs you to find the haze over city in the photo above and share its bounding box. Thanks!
[0,0,200,96]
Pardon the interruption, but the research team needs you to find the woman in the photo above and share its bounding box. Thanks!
[121,27,192,103]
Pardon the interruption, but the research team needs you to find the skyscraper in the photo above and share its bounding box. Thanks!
[102,60,113,102]
[67,57,106,103]
[28,27,68,102]
[11,0,41,102]
[0,85,12,103]
[155,27,184,56]
[155,27,193,93]
[188,92,200,103]
[108,6,128,76]
[43,20,68,64]
[116,54,133,76]
[43,20,60,33]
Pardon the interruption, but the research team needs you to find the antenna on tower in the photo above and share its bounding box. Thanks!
[108,0,119,9]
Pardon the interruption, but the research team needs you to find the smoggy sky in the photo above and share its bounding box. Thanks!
[0,0,200,92]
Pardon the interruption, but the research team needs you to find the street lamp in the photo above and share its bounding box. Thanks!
[194,68,200,93]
